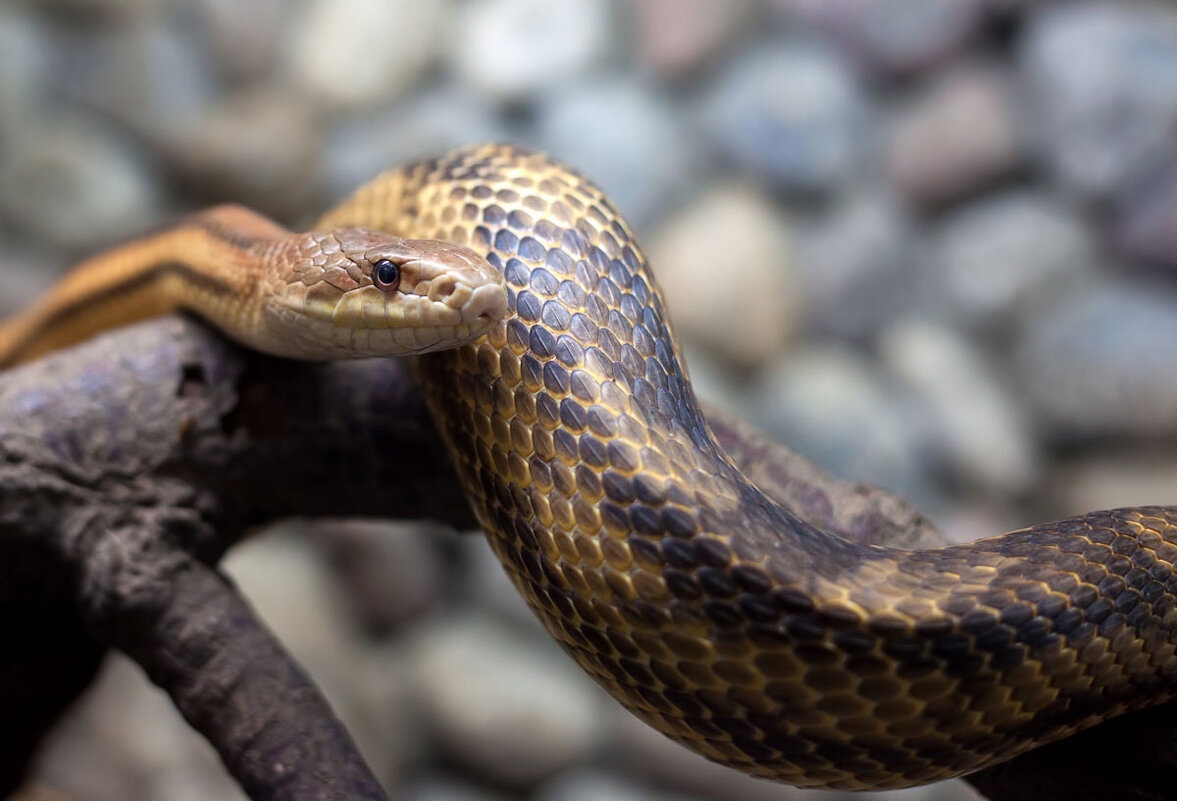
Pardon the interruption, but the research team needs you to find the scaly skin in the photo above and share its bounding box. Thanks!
[321,144,1177,790]
[0,204,506,367]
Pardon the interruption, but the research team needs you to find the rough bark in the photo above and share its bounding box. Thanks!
[0,316,1172,800]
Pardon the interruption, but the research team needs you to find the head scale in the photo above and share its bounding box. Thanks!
[263,228,507,359]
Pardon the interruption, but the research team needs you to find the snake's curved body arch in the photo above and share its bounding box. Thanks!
[320,144,1177,790]
[6,143,1177,790]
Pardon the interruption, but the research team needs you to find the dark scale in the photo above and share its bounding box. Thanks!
[383,145,1177,791]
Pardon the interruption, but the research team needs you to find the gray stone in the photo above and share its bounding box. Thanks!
[0,114,164,252]
[402,776,510,801]
[288,0,450,109]
[28,655,246,801]
[1117,152,1177,270]
[630,0,754,77]
[56,21,213,135]
[27,0,164,17]
[772,0,986,78]
[1046,451,1177,519]
[406,613,609,788]
[533,771,708,801]
[879,318,1039,495]
[645,182,801,369]
[888,63,1023,206]
[701,43,868,194]
[754,344,937,506]
[795,185,921,340]
[930,190,1096,328]
[1015,280,1177,437]
[1021,3,1177,199]
[190,0,292,81]
[450,0,611,101]
[324,84,510,200]
[0,8,50,138]
[0,246,62,319]
[532,78,699,227]
[318,520,446,635]
[159,89,322,219]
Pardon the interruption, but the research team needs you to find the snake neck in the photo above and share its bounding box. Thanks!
[0,206,278,368]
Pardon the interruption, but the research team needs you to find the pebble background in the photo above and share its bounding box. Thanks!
[2,1,1176,800]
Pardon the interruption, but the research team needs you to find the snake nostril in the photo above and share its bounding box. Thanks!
[463,284,508,323]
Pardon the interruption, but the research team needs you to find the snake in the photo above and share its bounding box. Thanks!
[0,204,507,368]
[4,143,1177,792]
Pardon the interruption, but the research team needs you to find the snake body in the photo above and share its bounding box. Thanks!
[8,143,1177,791]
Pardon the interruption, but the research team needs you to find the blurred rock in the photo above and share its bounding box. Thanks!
[755,344,937,505]
[56,21,212,134]
[934,503,1030,548]
[0,8,49,139]
[880,318,1038,495]
[450,0,611,102]
[407,614,609,788]
[646,182,800,369]
[324,84,510,200]
[1021,3,1177,200]
[534,770,706,801]
[0,246,62,317]
[402,776,510,801]
[701,44,868,194]
[796,185,921,340]
[856,781,988,801]
[1117,152,1177,270]
[631,0,753,77]
[190,0,291,81]
[289,0,449,110]
[1047,450,1177,519]
[888,63,1023,207]
[1016,281,1177,437]
[26,0,165,17]
[29,656,246,801]
[773,0,986,79]
[0,114,163,252]
[533,78,698,227]
[318,520,446,636]
[929,190,1095,328]
[982,0,1044,14]
[6,784,71,801]
[160,89,322,219]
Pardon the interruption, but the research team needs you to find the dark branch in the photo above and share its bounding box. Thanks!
[0,315,1173,801]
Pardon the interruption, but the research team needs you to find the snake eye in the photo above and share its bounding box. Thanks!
[373,259,401,291]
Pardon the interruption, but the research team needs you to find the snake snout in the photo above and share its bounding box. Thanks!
[461,283,509,324]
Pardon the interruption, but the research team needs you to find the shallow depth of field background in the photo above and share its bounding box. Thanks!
[2,0,1176,800]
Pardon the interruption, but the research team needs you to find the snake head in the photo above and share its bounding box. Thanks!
[266,228,507,358]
